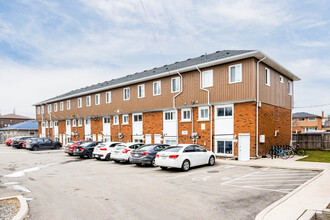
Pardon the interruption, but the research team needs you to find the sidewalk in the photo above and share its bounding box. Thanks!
[216,157,330,220]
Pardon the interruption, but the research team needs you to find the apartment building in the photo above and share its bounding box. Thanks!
[34,50,300,159]
[292,112,323,133]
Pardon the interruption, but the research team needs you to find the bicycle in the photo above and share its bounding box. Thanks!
[288,144,306,158]
[268,145,291,159]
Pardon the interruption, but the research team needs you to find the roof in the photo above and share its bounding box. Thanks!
[34,50,300,105]
[292,112,322,118]
[0,120,38,131]
[0,113,33,120]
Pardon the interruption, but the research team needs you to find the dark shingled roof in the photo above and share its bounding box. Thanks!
[0,113,33,120]
[292,112,321,118]
[40,50,255,104]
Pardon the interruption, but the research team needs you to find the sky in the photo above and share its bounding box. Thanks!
[0,0,329,118]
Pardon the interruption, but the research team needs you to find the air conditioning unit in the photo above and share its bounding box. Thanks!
[118,133,124,139]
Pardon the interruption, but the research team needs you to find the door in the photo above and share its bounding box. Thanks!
[145,134,152,144]
[238,133,250,161]
[85,119,91,140]
[132,113,143,141]
[92,134,96,141]
[183,146,198,166]
[41,122,46,138]
[66,120,71,138]
[194,145,208,165]
[103,117,111,142]
[54,121,59,140]
[98,134,102,142]
[163,110,177,143]
[154,134,161,144]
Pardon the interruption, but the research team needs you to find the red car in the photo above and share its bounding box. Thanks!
[5,138,12,146]
[65,141,90,156]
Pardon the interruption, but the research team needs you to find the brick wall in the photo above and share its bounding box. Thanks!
[111,115,132,142]
[143,112,163,143]
[38,122,41,137]
[91,117,102,140]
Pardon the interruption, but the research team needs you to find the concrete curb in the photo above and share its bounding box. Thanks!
[0,195,29,220]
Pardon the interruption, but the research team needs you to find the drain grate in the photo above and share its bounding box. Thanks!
[207,170,219,173]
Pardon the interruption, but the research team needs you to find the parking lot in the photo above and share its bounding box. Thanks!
[0,144,320,220]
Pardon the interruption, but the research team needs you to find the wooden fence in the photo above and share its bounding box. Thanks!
[292,133,330,150]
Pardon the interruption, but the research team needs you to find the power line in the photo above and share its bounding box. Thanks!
[294,103,330,109]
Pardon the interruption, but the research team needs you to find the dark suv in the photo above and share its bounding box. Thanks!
[26,138,62,151]
[12,136,33,149]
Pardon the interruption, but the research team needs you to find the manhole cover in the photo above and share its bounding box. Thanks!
[207,170,219,173]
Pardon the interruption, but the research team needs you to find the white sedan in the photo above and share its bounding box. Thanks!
[110,143,144,163]
[155,144,215,171]
[92,142,121,161]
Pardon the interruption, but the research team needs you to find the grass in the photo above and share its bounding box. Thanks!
[297,150,330,163]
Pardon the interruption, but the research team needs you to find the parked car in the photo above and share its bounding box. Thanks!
[12,136,33,149]
[155,144,215,171]
[5,138,12,146]
[92,142,121,160]
[73,141,101,159]
[10,137,22,147]
[65,141,90,156]
[26,138,62,151]
[130,144,169,167]
[110,143,145,163]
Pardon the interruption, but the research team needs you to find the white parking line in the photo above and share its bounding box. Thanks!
[231,179,309,183]
[250,173,317,177]
[221,167,269,185]
[224,184,288,193]
[230,184,302,187]
[242,176,315,180]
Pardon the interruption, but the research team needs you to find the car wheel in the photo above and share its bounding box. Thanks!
[136,163,143,166]
[105,154,111,161]
[114,160,120,163]
[127,157,132,164]
[79,155,85,159]
[54,144,60,150]
[151,158,157,167]
[160,166,167,170]
[181,160,190,172]
[87,152,94,159]
[32,146,39,151]
[208,156,215,166]
[68,153,73,156]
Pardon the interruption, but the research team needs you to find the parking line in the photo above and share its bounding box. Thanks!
[250,173,317,177]
[225,184,288,193]
[167,165,226,180]
[221,167,269,185]
[231,184,302,187]
[231,179,309,183]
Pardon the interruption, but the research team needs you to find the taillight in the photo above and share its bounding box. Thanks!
[14,140,17,143]
[130,152,133,155]
[156,154,159,158]
[140,152,149,156]
[122,148,131,153]
[79,148,85,151]
[100,148,107,151]
[169,155,179,159]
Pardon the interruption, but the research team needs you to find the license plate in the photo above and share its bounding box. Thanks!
[134,154,138,156]
[161,156,167,159]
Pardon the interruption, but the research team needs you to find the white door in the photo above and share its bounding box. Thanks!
[54,121,59,140]
[132,113,143,141]
[41,122,46,138]
[66,120,71,138]
[154,134,161,144]
[238,133,250,161]
[163,110,177,144]
[98,134,102,142]
[92,134,96,141]
[145,134,152,144]
[85,119,91,140]
[59,134,62,144]
[103,117,111,142]
[63,134,66,145]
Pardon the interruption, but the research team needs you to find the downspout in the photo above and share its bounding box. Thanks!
[173,70,183,145]
[291,81,294,146]
[191,108,194,144]
[47,104,52,139]
[256,56,267,157]
[196,66,212,152]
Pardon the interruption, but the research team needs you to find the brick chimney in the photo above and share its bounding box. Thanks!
[322,111,324,118]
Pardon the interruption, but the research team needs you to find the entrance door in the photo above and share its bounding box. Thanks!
[66,120,71,140]
[85,119,91,140]
[132,113,143,141]
[145,134,152,144]
[163,110,177,145]
[154,134,162,144]
[103,117,111,142]
[54,121,59,141]
[41,122,46,138]
[238,133,250,161]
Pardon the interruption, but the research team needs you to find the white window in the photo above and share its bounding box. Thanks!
[202,70,213,88]
[86,96,91,107]
[171,77,180,93]
[216,106,233,118]
[216,140,233,155]
[288,81,292,96]
[122,115,129,125]
[308,118,316,121]
[113,115,119,125]
[85,119,91,125]
[54,121,58,126]
[50,121,53,128]
[138,84,145,98]
[41,106,44,114]
[72,119,76,127]
[106,92,111,103]
[181,109,191,121]
[54,103,58,112]
[103,117,110,124]
[164,111,176,121]
[95,94,100,105]
[153,81,161,96]
[78,119,82,127]
[45,121,48,128]
[67,100,71,110]
[48,104,52,113]
[60,102,64,111]
[279,76,284,83]
[123,88,130,101]
[66,120,71,126]
[37,107,40,114]
[265,68,270,86]
[199,106,209,120]
[133,114,143,122]
[78,98,82,108]
[229,64,242,84]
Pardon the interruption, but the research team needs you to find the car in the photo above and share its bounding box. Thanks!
[65,141,90,156]
[130,144,169,167]
[73,141,101,159]
[5,138,12,146]
[12,136,33,149]
[25,138,62,151]
[110,143,145,163]
[10,137,22,147]
[155,144,215,171]
[92,142,121,161]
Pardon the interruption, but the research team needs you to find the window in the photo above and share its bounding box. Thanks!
[164,138,177,145]
[37,107,40,114]
[45,121,48,128]
[66,120,70,126]
[153,81,161,96]
[106,92,111,103]
[95,94,100,105]
[123,88,130,101]
[72,119,76,127]
[113,116,119,125]
[308,118,316,121]
[54,103,58,112]
[216,106,233,117]
[265,68,270,86]
[279,76,284,83]
[41,106,44,114]
[133,114,143,122]
[288,81,292,95]
[54,121,58,126]
[164,111,176,121]
[183,146,195,153]
[122,115,129,125]
[86,96,91,107]
[171,77,180,93]
[78,98,82,108]
[103,117,110,124]
[199,106,209,120]
[202,70,213,88]
[216,141,233,155]
[298,118,305,121]
[67,100,71,110]
[305,127,317,132]
[181,109,191,121]
[48,104,52,113]
[138,84,145,98]
[60,102,63,111]
[85,119,91,125]
[78,119,82,127]
[229,64,242,83]
[50,121,53,128]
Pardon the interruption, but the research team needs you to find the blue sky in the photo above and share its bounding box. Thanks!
[0,0,329,118]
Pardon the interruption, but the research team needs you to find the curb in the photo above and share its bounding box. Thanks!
[0,195,29,220]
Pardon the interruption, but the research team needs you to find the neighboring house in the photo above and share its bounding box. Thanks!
[0,113,34,129]
[323,114,330,132]
[33,50,300,159]
[0,120,38,143]
[292,112,323,133]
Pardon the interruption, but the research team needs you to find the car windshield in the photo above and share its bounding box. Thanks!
[114,144,126,150]
[97,143,106,147]
[139,145,157,151]
[66,142,74,146]
[80,142,92,147]
[163,147,182,152]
